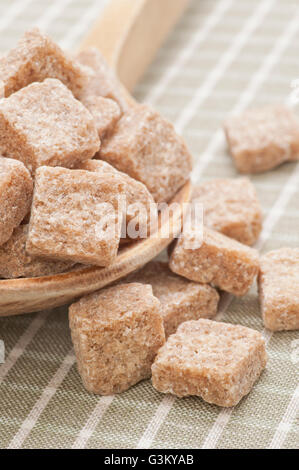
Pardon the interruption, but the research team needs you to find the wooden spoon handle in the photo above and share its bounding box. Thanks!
[79,0,190,91]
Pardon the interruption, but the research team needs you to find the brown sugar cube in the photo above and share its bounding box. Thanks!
[69,283,165,395]
[0,79,100,174]
[258,248,299,331]
[224,105,299,173]
[0,157,33,246]
[99,104,192,203]
[77,47,129,112]
[79,159,157,240]
[26,166,125,267]
[169,227,259,296]
[82,96,121,139]
[0,225,76,279]
[152,319,267,407]
[124,261,219,337]
[192,178,262,246]
[0,28,85,98]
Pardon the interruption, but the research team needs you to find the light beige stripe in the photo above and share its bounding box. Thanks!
[268,383,299,449]
[8,350,75,449]
[0,311,50,384]
[148,84,280,102]
[146,0,233,104]
[72,396,114,449]
[175,0,275,133]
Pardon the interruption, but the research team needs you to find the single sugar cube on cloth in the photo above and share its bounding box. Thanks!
[82,96,121,139]
[69,283,165,395]
[191,177,262,246]
[224,105,299,173]
[26,166,125,267]
[77,47,130,112]
[0,79,100,174]
[124,261,219,337]
[169,227,259,296]
[0,28,86,98]
[78,159,157,240]
[258,248,299,331]
[151,319,267,407]
[98,103,192,203]
[0,225,76,279]
[0,157,33,246]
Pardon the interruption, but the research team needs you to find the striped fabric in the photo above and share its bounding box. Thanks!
[0,0,298,449]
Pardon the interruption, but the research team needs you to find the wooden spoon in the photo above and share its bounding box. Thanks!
[0,0,191,316]
[80,0,190,92]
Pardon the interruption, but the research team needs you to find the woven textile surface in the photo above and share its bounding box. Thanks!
[0,0,298,449]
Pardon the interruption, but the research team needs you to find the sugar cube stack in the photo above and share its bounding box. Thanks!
[69,283,165,395]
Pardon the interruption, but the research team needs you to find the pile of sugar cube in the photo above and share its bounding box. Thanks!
[0,29,298,408]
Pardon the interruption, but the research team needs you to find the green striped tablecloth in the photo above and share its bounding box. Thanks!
[0,0,298,449]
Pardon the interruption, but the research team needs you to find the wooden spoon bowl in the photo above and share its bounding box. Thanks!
[0,0,191,316]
